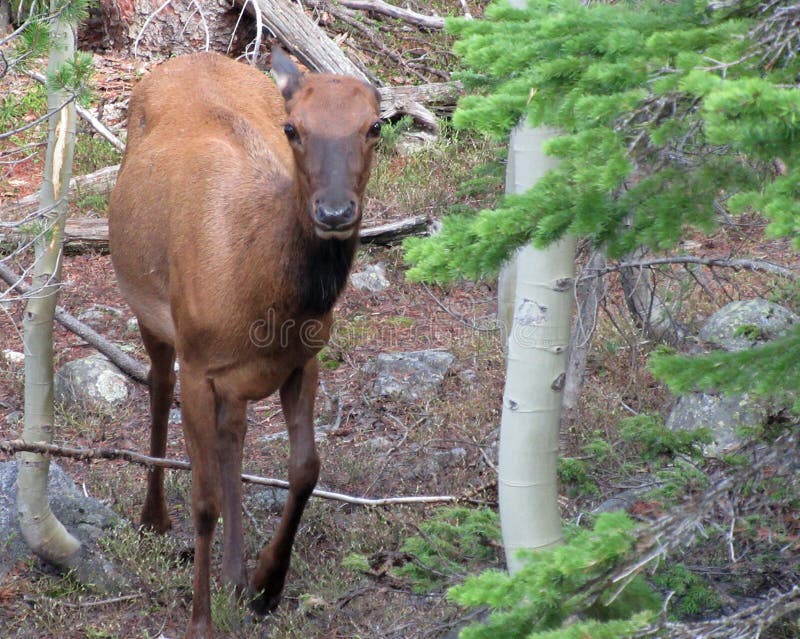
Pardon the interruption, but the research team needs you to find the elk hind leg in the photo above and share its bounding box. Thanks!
[139,324,176,533]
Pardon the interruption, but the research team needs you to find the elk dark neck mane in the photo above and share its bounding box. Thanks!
[294,231,358,316]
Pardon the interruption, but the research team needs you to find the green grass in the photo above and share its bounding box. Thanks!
[367,123,503,222]
[0,81,47,135]
[72,135,121,177]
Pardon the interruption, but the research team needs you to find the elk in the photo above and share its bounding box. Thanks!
[108,49,381,638]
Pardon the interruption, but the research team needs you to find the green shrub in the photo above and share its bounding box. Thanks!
[393,506,501,593]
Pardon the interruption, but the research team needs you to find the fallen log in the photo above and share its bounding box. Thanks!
[242,0,440,131]
[0,214,429,252]
[0,165,120,220]
[245,0,374,81]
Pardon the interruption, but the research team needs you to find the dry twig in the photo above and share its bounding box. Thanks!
[0,439,478,507]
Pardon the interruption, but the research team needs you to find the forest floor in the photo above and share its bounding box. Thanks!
[2,3,800,638]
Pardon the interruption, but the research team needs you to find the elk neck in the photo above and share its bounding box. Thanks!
[277,184,359,318]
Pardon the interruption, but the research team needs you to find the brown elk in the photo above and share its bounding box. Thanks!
[108,48,381,638]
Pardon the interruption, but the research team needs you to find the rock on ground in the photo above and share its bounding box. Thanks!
[76,304,124,324]
[2,349,24,366]
[698,298,797,351]
[350,263,390,293]
[0,460,126,590]
[372,350,456,403]
[666,392,768,452]
[668,299,794,453]
[55,354,133,412]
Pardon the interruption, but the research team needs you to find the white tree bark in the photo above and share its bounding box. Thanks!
[16,3,81,567]
[496,0,578,562]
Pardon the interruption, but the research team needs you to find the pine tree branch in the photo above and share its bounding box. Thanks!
[0,439,479,507]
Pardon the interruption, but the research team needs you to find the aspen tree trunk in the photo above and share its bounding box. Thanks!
[16,4,81,567]
[498,123,575,572]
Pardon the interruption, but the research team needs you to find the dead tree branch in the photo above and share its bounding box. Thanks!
[0,263,149,384]
[562,250,607,432]
[26,71,125,152]
[637,585,800,639]
[0,439,477,507]
[582,432,799,612]
[586,255,797,281]
[328,0,446,30]
[244,0,374,80]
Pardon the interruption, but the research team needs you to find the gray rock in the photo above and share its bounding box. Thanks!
[168,407,182,425]
[125,317,139,333]
[396,131,438,155]
[666,299,795,453]
[247,486,288,515]
[372,350,456,403]
[350,263,390,293]
[410,447,468,480]
[55,355,133,412]
[593,479,663,513]
[77,304,124,323]
[4,410,22,426]
[698,299,797,352]
[667,392,767,452]
[2,349,24,366]
[0,460,125,590]
[361,436,395,453]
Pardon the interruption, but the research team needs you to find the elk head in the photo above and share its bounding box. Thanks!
[271,47,382,240]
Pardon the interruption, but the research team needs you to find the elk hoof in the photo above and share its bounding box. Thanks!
[250,589,281,616]
[183,620,214,639]
[139,508,172,534]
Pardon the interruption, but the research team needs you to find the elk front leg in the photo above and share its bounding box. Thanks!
[139,325,176,533]
[181,366,221,639]
[251,359,320,614]
[216,397,248,592]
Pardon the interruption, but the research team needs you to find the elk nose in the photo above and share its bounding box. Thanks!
[315,200,357,230]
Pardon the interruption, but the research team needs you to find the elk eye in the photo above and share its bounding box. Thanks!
[367,121,382,139]
[283,123,299,142]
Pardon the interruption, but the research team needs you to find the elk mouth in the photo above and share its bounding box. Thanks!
[314,222,358,240]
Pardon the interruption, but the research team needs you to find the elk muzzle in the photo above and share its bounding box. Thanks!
[313,195,359,239]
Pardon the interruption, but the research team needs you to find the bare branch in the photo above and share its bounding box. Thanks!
[0,263,149,384]
[27,71,126,152]
[0,439,478,507]
[332,0,445,30]
[636,585,800,639]
[585,255,797,281]
[0,96,75,140]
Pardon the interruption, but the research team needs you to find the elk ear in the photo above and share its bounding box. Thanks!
[270,46,304,102]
